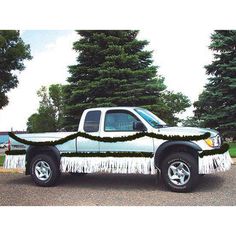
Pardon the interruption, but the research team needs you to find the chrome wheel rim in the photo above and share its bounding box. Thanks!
[168,161,190,186]
[35,161,51,181]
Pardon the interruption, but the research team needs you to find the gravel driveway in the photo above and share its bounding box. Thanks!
[0,166,236,206]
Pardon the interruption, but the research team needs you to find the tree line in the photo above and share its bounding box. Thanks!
[183,30,236,138]
[0,30,235,138]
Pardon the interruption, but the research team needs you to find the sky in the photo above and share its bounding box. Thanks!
[0,30,78,131]
[0,29,214,131]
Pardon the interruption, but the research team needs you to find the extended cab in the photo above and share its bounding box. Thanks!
[4,107,232,192]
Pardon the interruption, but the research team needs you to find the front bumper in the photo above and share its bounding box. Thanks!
[198,151,233,174]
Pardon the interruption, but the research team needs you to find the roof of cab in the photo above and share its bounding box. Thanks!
[83,107,142,112]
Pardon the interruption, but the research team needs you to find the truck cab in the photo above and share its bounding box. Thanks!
[76,107,161,153]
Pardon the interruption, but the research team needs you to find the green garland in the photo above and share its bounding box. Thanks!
[8,131,211,146]
[61,152,153,158]
[6,130,229,159]
[5,143,229,158]
[5,150,26,155]
[199,143,229,157]
[5,150,153,157]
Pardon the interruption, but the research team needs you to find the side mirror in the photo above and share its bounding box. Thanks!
[133,121,147,132]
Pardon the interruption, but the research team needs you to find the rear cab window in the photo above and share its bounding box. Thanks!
[83,111,101,132]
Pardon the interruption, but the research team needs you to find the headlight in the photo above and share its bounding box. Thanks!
[205,138,214,147]
[204,135,221,147]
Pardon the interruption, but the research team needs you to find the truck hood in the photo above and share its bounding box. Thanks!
[157,126,218,137]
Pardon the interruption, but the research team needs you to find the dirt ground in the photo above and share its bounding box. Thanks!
[0,166,236,206]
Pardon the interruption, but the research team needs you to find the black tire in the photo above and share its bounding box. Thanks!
[161,152,200,192]
[30,153,61,187]
[69,172,87,176]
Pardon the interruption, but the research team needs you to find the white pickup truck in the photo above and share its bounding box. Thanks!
[4,107,232,192]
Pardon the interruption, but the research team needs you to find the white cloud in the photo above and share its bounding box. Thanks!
[0,31,78,131]
[138,28,214,118]
[139,29,213,101]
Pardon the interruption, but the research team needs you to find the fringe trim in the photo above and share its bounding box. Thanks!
[60,157,157,175]
[198,151,233,174]
[4,153,233,175]
[4,155,26,169]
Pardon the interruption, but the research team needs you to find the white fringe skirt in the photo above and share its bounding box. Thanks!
[198,151,233,174]
[3,152,233,175]
[3,155,26,169]
[60,156,157,174]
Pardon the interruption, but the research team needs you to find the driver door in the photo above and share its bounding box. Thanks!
[99,109,154,153]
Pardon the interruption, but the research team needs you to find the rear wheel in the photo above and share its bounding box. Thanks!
[30,154,60,187]
[161,152,200,192]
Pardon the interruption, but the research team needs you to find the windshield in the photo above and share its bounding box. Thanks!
[134,108,167,128]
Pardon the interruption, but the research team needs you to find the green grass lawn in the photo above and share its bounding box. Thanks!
[0,155,5,166]
[229,142,236,158]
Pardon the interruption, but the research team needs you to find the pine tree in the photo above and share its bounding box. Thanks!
[64,30,190,130]
[194,30,236,138]
[0,30,32,109]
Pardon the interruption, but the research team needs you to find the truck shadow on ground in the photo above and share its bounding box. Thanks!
[61,173,164,191]
[6,173,225,193]
[60,173,225,192]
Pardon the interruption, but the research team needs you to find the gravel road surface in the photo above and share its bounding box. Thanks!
[0,166,236,206]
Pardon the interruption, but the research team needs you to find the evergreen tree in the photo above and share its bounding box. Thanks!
[27,84,64,132]
[0,30,32,109]
[49,84,64,129]
[64,30,190,130]
[194,30,236,138]
[182,116,201,127]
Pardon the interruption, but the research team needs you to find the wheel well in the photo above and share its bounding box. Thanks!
[25,146,60,175]
[155,144,199,169]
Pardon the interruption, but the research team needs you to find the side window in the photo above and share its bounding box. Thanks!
[84,111,101,132]
[104,110,139,131]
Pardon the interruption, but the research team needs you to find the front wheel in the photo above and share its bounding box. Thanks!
[30,154,60,187]
[161,152,200,192]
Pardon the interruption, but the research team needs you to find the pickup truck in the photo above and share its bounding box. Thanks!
[4,107,232,192]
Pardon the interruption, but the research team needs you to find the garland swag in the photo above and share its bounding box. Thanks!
[199,143,229,157]
[8,131,211,146]
[7,131,229,158]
